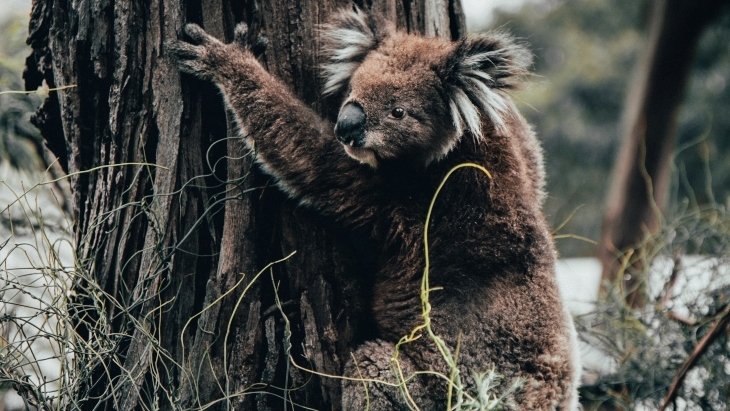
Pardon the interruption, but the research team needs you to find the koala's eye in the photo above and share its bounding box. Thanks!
[391,107,406,119]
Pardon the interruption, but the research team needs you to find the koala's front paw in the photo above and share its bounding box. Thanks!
[232,22,269,58]
[167,23,267,82]
[167,24,226,81]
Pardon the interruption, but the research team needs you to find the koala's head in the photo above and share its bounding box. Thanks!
[321,8,531,168]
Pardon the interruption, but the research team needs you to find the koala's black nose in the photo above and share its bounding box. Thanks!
[335,103,366,147]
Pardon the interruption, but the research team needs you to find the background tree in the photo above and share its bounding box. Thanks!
[490,1,730,409]
[598,0,730,307]
[24,0,465,410]
[492,0,730,260]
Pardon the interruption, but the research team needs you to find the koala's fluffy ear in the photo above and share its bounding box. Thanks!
[441,33,532,137]
[321,7,388,96]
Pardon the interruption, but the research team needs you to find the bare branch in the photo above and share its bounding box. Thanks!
[659,305,730,411]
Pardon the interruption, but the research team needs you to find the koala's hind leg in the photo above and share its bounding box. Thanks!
[342,340,441,410]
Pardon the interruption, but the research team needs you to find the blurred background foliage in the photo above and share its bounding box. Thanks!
[0,11,45,172]
[492,0,730,257]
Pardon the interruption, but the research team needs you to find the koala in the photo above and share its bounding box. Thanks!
[169,7,580,410]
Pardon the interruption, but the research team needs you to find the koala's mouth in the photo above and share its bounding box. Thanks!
[343,145,378,168]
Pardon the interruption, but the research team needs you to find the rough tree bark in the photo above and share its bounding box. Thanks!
[24,0,466,409]
[598,0,728,308]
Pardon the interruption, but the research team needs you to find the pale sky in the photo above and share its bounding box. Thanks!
[0,0,31,17]
[461,0,534,32]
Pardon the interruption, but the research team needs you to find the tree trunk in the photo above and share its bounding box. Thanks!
[598,0,727,308]
[24,0,465,409]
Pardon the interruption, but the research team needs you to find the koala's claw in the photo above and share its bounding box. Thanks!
[251,35,268,57]
[169,22,266,81]
[168,24,226,81]
[166,40,199,60]
[233,22,249,45]
[234,22,268,57]
[183,23,214,45]
[166,38,209,79]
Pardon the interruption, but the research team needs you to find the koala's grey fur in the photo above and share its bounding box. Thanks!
[169,7,580,410]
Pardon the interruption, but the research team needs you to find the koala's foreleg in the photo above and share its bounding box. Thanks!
[168,23,378,221]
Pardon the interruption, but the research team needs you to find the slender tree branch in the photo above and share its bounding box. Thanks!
[659,305,730,411]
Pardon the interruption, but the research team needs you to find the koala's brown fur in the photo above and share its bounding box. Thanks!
[170,7,580,410]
